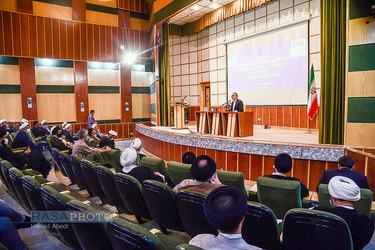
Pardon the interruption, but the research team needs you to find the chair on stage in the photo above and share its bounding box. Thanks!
[256,176,302,219]
[282,208,353,250]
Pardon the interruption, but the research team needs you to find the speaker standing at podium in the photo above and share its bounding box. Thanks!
[229,92,244,112]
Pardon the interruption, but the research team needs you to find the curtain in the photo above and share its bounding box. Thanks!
[158,22,171,126]
[319,0,346,144]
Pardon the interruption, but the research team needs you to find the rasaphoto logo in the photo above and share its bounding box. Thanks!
[31,211,113,223]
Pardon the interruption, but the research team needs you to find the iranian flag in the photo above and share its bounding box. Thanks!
[307,65,318,119]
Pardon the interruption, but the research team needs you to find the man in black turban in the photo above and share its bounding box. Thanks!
[173,155,223,194]
[182,151,196,164]
[263,153,309,198]
[190,186,259,249]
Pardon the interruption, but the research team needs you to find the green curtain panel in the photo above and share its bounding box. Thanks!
[158,22,171,126]
[319,0,346,145]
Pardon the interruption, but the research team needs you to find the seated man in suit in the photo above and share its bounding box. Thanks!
[316,156,369,191]
[182,151,196,164]
[39,119,50,136]
[173,155,223,194]
[72,129,111,161]
[12,123,35,149]
[88,128,100,145]
[314,176,374,249]
[99,130,117,149]
[31,121,45,139]
[190,186,260,250]
[120,147,174,188]
[51,127,73,153]
[263,153,309,198]
[131,138,147,160]
[229,92,244,112]
[62,123,76,143]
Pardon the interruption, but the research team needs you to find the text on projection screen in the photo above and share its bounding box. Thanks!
[227,21,309,105]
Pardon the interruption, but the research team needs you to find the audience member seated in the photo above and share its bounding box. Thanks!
[131,138,147,160]
[88,110,96,129]
[120,147,174,188]
[72,129,111,161]
[99,130,117,149]
[173,155,223,194]
[14,119,28,132]
[317,156,369,191]
[12,123,35,149]
[92,124,104,139]
[182,151,196,164]
[39,120,50,136]
[0,199,32,249]
[263,153,309,198]
[62,123,76,143]
[313,176,374,249]
[189,186,260,250]
[51,127,73,153]
[88,128,100,145]
[31,121,45,139]
[0,119,13,133]
[0,128,51,178]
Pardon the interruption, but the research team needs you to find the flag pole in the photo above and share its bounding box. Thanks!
[306,117,312,134]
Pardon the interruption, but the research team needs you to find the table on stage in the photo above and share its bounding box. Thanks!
[196,111,254,137]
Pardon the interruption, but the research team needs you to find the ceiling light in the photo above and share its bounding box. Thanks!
[208,3,221,9]
[123,52,137,65]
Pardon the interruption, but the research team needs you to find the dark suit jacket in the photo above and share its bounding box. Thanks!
[31,127,45,138]
[12,131,33,148]
[99,136,115,149]
[39,127,50,136]
[263,174,309,198]
[316,168,370,191]
[230,99,244,112]
[62,129,74,143]
[127,166,174,188]
[314,206,374,250]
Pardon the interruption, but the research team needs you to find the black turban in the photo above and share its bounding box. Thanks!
[274,153,292,173]
[0,128,7,138]
[191,155,216,181]
[52,126,61,136]
[204,186,247,232]
[182,151,196,164]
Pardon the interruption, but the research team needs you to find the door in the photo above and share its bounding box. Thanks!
[200,82,210,111]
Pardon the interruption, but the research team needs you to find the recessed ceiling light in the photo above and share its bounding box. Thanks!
[208,3,222,9]
[192,5,202,11]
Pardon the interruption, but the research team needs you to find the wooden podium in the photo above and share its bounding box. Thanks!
[171,102,188,129]
[196,111,253,137]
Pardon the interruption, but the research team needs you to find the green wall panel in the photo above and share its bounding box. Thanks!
[36,85,74,93]
[349,43,375,72]
[0,84,20,94]
[347,97,375,123]
[88,86,120,94]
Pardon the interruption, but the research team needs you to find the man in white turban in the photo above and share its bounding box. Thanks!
[131,138,146,160]
[120,147,174,188]
[99,130,117,149]
[39,119,50,136]
[314,176,374,249]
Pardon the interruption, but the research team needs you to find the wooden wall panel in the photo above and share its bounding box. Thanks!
[36,16,45,57]
[284,106,291,127]
[276,106,283,126]
[120,63,133,122]
[45,18,53,58]
[74,61,89,123]
[299,106,308,128]
[216,150,226,171]
[263,156,275,175]
[291,106,299,128]
[309,160,326,191]
[250,155,262,181]
[17,0,33,14]
[0,12,4,55]
[0,94,23,121]
[118,0,149,14]
[87,23,94,61]
[28,15,37,57]
[293,159,308,189]
[3,12,13,55]
[60,20,67,59]
[52,19,60,58]
[72,0,86,22]
[12,13,21,56]
[238,153,250,180]
[67,21,74,59]
[20,14,29,57]
[93,24,100,61]
[80,22,87,61]
[346,150,366,175]
[205,149,216,161]
[74,22,80,60]
[367,157,375,194]
[269,106,276,126]
[19,58,38,120]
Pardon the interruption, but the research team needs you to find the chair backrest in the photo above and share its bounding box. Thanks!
[318,184,373,217]
[139,157,171,179]
[114,173,150,222]
[5,133,13,147]
[257,176,302,219]
[66,200,112,250]
[86,138,97,148]
[9,168,32,211]
[242,202,280,250]
[167,161,193,185]
[69,155,90,192]
[46,136,53,149]
[95,165,130,214]
[176,190,217,237]
[10,132,17,141]
[282,208,353,250]
[95,149,122,172]
[22,176,47,211]
[0,160,20,201]
[50,148,67,177]
[80,160,106,202]
[58,151,77,184]
[142,180,184,232]
[107,217,160,250]
[217,170,247,196]
[41,185,82,249]
[0,158,7,187]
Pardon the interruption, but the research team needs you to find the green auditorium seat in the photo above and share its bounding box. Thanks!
[242,202,280,250]
[318,184,373,218]
[10,132,17,141]
[22,175,52,211]
[9,168,32,211]
[167,161,192,185]
[175,244,204,250]
[107,217,186,250]
[142,180,184,234]
[5,133,13,148]
[95,165,131,214]
[95,149,122,172]
[41,185,82,249]
[66,200,112,250]
[257,176,302,219]
[282,208,353,250]
[217,170,247,196]
[114,173,151,223]
[1,160,21,201]
[80,160,107,203]
[58,151,77,184]
[69,155,92,195]
[46,135,53,149]
[86,137,97,148]
[50,148,67,177]
[176,190,217,237]
[139,157,171,180]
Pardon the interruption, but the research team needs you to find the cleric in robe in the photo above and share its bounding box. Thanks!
[229,92,244,112]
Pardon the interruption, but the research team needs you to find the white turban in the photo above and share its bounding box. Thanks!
[64,123,72,129]
[109,130,117,136]
[50,126,56,135]
[62,122,67,129]
[40,119,47,125]
[91,123,97,129]
[120,147,138,173]
[131,138,141,150]
[21,119,28,124]
[19,123,28,131]
[328,176,361,202]
[0,119,6,125]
